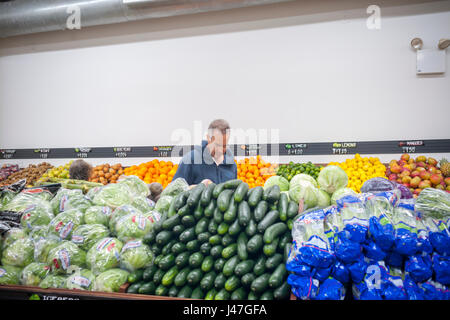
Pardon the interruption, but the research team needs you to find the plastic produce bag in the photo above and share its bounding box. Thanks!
[117,175,150,198]
[362,239,387,262]
[58,193,93,214]
[93,268,129,293]
[287,274,319,300]
[50,188,83,215]
[403,274,425,300]
[385,251,404,269]
[85,186,102,201]
[360,177,397,195]
[109,205,141,235]
[348,257,368,283]
[2,227,27,249]
[131,196,155,214]
[381,268,408,300]
[20,262,50,286]
[331,188,357,206]
[392,201,418,256]
[29,226,48,242]
[432,253,450,285]
[415,188,450,220]
[1,237,34,267]
[313,267,331,282]
[115,213,155,243]
[119,240,154,272]
[330,261,350,285]
[65,268,95,291]
[46,241,87,275]
[153,195,173,214]
[287,208,335,270]
[39,274,67,289]
[47,208,84,240]
[4,189,53,212]
[286,262,314,277]
[0,265,22,285]
[34,237,60,263]
[71,224,110,251]
[415,217,433,254]
[423,218,450,256]
[316,277,346,300]
[404,253,433,283]
[86,237,123,275]
[0,179,26,208]
[336,195,370,243]
[160,178,189,198]
[84,206,112,227]
[20,201,54,232]
[92,183,134,208]
[419,281,448,300]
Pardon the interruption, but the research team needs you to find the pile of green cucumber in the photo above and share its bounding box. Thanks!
[126,179,298,300]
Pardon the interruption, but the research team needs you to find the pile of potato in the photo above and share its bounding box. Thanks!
[89,163,124,185]
[0,162,53,187]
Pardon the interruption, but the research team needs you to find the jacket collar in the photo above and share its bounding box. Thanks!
[201,140,234,165]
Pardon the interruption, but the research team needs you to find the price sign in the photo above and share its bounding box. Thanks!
[332,142,357,155]
[153,146,173,158]
[74,148,91,159]
[114,147,131,158]
[398,141,424,154]
[285,143,307,155]
[0,149,16,159]
[34,148,50,159]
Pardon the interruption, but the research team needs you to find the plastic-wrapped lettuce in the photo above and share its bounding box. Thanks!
[34,237,60,263]
[84,206,112,226]
[46,241,87,275]
[71,224,110,251]
[93,268,129,293]
[392,200,419,256]
[119,240,154,272]
[289,179,319,210]
[47,209,84,240]
[331,188,357,205]
[160,178,189,198]
[65,268,95,291]
[20,262,50,286]
[1,238,34,267]
[318,165,348,195]
[108,205,142,236]
[3,189,53,211]
[0,265,22,285]
[117,175,150,198]
[92,183,134,208]
[85,186,102,201]
[153,195,173,214]
[415,188,450,220]
[50,188,83,215]
[2,227,27,249]
[58,193,93,214]
[115,213,155,243]
[86,237,123,275]
[29,226,48,242]
[336,195,370,244]
[39,274,67,289]
[20,201,54,232]
[131,196,155,214]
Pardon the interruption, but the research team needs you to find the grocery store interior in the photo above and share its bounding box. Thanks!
[0,0,449,301]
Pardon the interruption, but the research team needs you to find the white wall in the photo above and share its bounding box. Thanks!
[0,0,449,166]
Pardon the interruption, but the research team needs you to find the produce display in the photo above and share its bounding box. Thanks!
[89,163,125,185]
[328,154,386,193]
[0,164,20,183]
[276,162,322,181]
[386,155,449,197]
[131,180,296,300]
[0,163,53,188]
[37,161,73,184]
[35,177,103,194]
[287,188,450,300]
[236,156,277,188]
[124,160,177,188]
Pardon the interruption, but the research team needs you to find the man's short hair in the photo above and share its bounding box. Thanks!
[69,159,93,181]
[208,119,230,136]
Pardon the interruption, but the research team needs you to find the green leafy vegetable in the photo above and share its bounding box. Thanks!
[160,178,189,198]
[20,262,50,286]
[86,237,123,275]
[20,201,54,232]
[415,188,450,220]
[331,187,357,205]
[71,224,110,251]
[93,268,129,292]
[0,265,22,285]
[119,240,154,272]
[92,183,134,208]
[39,274,67,289]
[46,241,87,275]
[1,238,34,267]
[263,176,290,192]
[115,213,155,243]
[65,268,95,291]
[288,180,319,210]
[47,209,84,240]
[317,165,348,195]
[84,206,112,227]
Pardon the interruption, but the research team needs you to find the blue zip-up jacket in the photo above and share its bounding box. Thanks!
[172,140,237,185]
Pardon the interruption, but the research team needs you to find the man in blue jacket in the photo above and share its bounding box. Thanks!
[173,119,237,185]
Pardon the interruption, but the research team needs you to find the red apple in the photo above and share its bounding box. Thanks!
[419,180,431,189]
[419,171,431,180]
[388,174,398,181]
[411,170,420,178]
[410,176,421,188]
[445,177,450,186]
[391,165,402,174]
[402,176,412,184]
[430,174,443,186]
[428,167,437,174]
[427,157,438,166]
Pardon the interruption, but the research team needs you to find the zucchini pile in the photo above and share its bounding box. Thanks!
[127,179,297,299]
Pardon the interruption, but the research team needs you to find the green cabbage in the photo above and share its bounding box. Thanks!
[317,189,331,207]
[58,193,93,214]
[50,189,84,215]
[20,201,54,232]
[2,228,27,249]
[118,175,150,198]
[109,205,142,236]
[331,187,358,205]
[264,176,290,192]
[85,186,102,202]
[39,274,67,289]
[288,180,319,210]
[92,183,134,208]
[71,224,110,251]
[290,174,318,189]
[86,237,123,275]
[115,214,154,243]
[93,268,129,293]
[119,240,154,272]
[34,237,60,263]
[65,268,95,291]
[84,206,112,227]
[153,196,173,214]
[317,165,348,195]
[131,196,155,214]
[47,209,84,240]
[2,238,34,268]
[160,178,189,198]
[20,262,50,286]
[0,265,22,285]
[29,226,48,242]
[46,241,87,275]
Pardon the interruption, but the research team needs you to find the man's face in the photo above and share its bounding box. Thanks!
[207,130,229,157]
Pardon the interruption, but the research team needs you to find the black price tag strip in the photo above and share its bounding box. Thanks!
[1,139,449,160]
